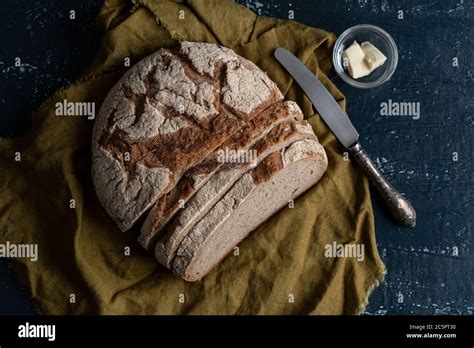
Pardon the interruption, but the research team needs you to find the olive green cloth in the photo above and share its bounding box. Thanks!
[0,0,385,315]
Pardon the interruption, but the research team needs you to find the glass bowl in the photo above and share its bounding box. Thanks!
[332,24,398,88]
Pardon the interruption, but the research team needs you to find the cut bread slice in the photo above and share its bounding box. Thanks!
[155,119,317,268]
[138,101,304,250]
[171,139,328,281]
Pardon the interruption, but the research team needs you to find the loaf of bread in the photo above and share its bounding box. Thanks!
[92,42,328,281]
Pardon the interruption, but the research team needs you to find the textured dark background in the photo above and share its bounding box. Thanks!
[0,0,472,315]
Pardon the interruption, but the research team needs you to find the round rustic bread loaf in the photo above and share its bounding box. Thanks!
[91,41,284,231]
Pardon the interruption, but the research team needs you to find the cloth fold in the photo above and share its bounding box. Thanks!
[0,0,385,315]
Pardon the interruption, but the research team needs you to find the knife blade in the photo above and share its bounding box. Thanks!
[274,47,416,227]
[274,47,358,148]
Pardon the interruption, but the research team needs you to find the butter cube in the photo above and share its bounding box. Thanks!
[342,41,371,79]
[361,41,387,71]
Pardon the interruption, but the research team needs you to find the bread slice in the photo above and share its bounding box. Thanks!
[171,139,328,281]
[138,101,304,250]
[155,119,317,268]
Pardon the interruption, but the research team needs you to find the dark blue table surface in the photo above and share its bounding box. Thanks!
[0,0,472,315]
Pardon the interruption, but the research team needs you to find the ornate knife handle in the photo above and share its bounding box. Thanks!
[348,142,416,227]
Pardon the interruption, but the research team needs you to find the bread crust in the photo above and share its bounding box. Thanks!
[92,42,283,231]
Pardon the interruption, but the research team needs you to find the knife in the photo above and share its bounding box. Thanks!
[274,47,416,227]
